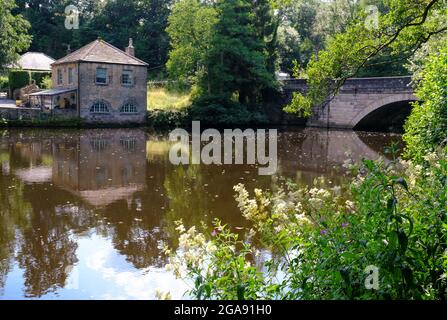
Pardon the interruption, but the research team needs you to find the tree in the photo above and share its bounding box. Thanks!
[166,0,218,83]
[204,0,275,106]
[0,0,31,70]
[285,0,447,116]
[136,0,173,75]
[15,0,79,59]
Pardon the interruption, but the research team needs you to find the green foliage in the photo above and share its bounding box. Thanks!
[167,152,447,300]
[167,0,276,110]
[166,0,218,83]
[204,0,275,106]
[0,0,31,70]
[166,220,265,300]
[8,71,30,93]
[31,72,51,88]
[404,46,447,161]
[40,75,52,90]
[190,94,268,127]
[147,108,191,128]
[0,76,8,90]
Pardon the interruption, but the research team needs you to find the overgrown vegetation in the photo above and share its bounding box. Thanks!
[166,151,447,300]
[404,45,447,161]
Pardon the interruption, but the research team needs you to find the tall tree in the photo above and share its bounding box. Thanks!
[204,0,275,106]
[137,0,173,74]
[0,0,31,69]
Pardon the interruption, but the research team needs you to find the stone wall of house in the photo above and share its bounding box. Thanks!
[52,63,79,91]
[78,62,147,124]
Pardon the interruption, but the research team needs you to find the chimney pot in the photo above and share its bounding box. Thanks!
[125,38,135,56]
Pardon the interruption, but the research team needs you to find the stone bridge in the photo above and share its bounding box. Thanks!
[282,76,417,130]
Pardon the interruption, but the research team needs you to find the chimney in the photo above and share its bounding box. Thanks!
[66,44,71,55]
[125,38,135,56]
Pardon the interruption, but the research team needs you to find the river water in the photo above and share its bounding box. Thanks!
[0,127,402,299]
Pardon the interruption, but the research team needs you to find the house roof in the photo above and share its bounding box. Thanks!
[9,52,55,72]
[52,39,148,67]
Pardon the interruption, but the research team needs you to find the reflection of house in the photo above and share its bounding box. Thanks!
[29,39,148,124]
[52,130,146,207]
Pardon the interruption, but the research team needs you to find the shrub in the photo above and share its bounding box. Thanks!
[8,71,30,93]
[190,94,268,127]
[147,108,191,128]
[166,152,447,300]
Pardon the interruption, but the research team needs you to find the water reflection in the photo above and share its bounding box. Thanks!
[0,128,402,299]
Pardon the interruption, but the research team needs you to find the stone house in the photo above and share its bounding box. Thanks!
[29,39,148,124]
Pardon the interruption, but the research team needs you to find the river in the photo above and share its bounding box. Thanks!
[0,127,402,299]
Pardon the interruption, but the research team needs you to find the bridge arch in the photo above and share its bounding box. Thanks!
[350,93,417,131]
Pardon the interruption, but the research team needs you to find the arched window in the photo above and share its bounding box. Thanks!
[90,101,110,113]
[120,103,138,114]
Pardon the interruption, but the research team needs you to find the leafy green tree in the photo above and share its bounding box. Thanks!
[0,0,31,69]
[204,0,275,106]
[166,0,218,83]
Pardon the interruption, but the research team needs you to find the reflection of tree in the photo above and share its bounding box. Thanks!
[0,165,32,294]
[98,199,169,269]
[13,184,94,298]
[17,228,78,298]
[163,165,212,238]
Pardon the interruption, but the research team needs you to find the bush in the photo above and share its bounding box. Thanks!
[147,108,191,128]
[8,71,30,93]
[190,94,268,127]
[404,47,447,161]
[165,153,447,300]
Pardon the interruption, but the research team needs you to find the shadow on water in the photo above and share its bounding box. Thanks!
[0,127,402,299]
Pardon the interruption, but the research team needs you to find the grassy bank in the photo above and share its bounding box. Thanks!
[147,83,191,111]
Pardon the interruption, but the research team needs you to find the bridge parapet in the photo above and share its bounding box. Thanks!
[281,76,413,94]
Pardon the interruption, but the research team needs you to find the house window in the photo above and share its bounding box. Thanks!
[68,68,74,84]
[120,103,137,114]
[90,101,110,113]
[57,69,63,85]
[121,70,133,86]
[96,68,108,84]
